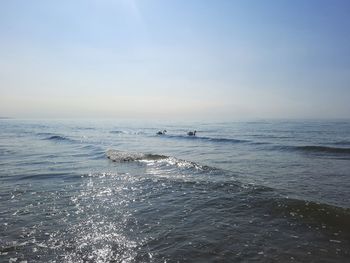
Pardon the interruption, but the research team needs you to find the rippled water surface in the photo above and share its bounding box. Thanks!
[1,119,350,262]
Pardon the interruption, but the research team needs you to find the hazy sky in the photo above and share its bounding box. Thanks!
[1,0,350,119]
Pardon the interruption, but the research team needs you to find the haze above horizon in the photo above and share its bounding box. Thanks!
[1,0,350,120]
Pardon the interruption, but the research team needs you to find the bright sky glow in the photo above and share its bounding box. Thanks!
[1,0,350,119]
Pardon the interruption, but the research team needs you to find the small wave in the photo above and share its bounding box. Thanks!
[275,145,350,155]
[332,140,350,146]
[249,141,270,145]
[163,135,248,144]
[249,134,293,139]
[272,198,350,234]
[110,130,125,134]
[75,127,95,130]
[47,135,67,140]
[37,132,55,136]
[106,149,166,162]
[299,146,350,154]
[0,148,17,155]
[106,149,212,171]
[205,137,248,143]
[44,135,72,142]
[293,145,350,154]
[19,172,73,180]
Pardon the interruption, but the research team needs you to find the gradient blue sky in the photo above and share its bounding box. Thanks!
[1,0,349,119]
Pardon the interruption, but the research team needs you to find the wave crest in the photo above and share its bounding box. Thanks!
[274,145,350,155]
[106,149,166,162]
[164,135,248,144]
[297,145,350,154]
[45,135,70,141]
[273,198,350,233]
[106,149,213,172]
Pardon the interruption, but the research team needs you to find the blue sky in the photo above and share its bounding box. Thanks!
[1,0,349,119]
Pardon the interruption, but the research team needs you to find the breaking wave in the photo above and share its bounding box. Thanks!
[106,149,213,172]
[106,149,166,162]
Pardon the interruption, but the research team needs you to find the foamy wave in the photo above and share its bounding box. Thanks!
[106,149,211,171]
[106,149,166,162]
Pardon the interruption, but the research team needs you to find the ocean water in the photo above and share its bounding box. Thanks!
[0,119,350,262]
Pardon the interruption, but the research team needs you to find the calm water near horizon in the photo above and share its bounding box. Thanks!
[1,119,350,262]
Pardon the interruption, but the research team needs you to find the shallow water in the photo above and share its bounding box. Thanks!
[0,119,349,262]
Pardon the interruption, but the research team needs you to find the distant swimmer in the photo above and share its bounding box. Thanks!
[187,130,197,136]
[156,130,167,135]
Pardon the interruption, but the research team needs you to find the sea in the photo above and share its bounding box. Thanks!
[0,119,349,263]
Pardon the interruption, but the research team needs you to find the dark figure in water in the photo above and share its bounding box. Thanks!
[157,130,167,135]
[187,130,197,136]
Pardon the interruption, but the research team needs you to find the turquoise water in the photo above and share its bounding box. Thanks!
[1,119,350,262]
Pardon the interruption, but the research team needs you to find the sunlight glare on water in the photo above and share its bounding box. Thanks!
[1,119,350,262]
